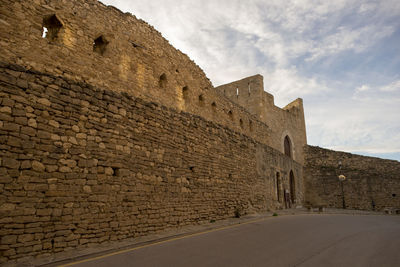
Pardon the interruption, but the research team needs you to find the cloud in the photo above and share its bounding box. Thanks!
[355,85,370,93]
[306,25,395,62]
[380,80,400,92]
[309,79,400,157]
[262,67,332,107]
[353,80,400,102]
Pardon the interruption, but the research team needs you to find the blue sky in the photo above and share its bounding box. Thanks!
[101,0,400,161]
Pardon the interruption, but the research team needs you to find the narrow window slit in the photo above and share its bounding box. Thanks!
[112,167,119,176]
[42,14,63,41]
[228,110,233,120]
[159,73,167,88]
[93,35,109,55]
[182,86,189,99]
[198,94,205,107]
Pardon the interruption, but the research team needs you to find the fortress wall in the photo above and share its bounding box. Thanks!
[304,145,400,211]
[215,77,307,165]
[0,64,303,262]
[263,98,307,165]
[214,75,265,118]
[0,0,271,146]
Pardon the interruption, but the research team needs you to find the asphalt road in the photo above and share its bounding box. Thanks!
[60,214,400,267]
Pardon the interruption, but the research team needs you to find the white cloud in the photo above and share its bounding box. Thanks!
[306,25,395,62]
[355,85,370,93]
[309,79,400,156]
[380,80,400,92]
[358,3,377,14]
[263,68,331,107]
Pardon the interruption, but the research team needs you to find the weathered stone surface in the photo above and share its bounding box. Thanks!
[17,234,34,243]
[2,158,20,169]
[72,125,80,132]
[37,98,51,107]
[32,161,45,172]
[304,146,400,211]
[0,203,16,212]
[20,160,32,169]
[27,118,37,128]
[49,120,59,128]
[0,64,304,261]
[0,106,12,113]
[1,235,17,245]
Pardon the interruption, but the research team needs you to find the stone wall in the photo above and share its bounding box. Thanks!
[0,0,278,147]
[215,76,307,165]
[0,63,303,262]
[304,145,400,211]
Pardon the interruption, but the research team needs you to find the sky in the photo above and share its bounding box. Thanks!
[101,0,400,161]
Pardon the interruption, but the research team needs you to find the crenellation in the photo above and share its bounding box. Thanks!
[216,75,307,164]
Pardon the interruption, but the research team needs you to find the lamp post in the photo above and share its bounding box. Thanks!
[338,161,346,209]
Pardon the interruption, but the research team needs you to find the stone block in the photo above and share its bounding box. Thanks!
[14,117,27,125]
[104,167,114,175]
[0,106,12,113]
[2,122,20,132]
[0,203,16,212]
[2,158,20,169]
[17,234,33,243]
[37,209,52,216]
[59,166,72,173]
[21,126,36,136]
[27,118,37,128]
[49,120,60,128]
[59,159,77,168]
[37,98,51,106]
[3,248,16,256]
[32,161,45,172]
[0,113,13,122]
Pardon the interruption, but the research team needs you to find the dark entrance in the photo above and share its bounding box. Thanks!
[289,170,295,204]
[276,172,281,202]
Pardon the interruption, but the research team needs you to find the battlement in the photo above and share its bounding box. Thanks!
[216,76,307,164]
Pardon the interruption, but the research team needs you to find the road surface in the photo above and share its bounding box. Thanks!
[58,214,400,267]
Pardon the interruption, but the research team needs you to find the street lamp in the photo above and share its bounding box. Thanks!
[338,161,346,209]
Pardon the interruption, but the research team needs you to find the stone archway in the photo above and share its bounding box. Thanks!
[284,135,292,158]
